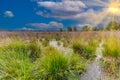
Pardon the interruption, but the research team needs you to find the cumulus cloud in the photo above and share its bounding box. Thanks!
[82,0,108,7]
[37,0,86,19]
[38,0,86,12]
[26,21,63,30]
[35,0,114,26]
[4,11,14,18]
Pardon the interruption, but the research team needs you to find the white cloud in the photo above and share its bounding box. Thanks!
[26,21,63,30]
[83,0,108,7]
[35,0,117,26]
[4,11,14,18]
[38,0,86,12]
[36,0,106,20]
[37,0,86,19]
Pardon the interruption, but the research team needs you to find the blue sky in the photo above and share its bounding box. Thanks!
[0,0,113,30]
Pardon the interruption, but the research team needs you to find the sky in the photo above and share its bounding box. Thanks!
[0,0,114,31]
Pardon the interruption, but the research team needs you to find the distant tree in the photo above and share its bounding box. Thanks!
[60,28,63,32]
[105,21,120,30]
[73,26,77,31]
[67,26,72,31]
[92,26,98,31]
[81,25,90,31]
[99,26,104,31]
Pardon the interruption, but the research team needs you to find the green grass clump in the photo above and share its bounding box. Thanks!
[103,39,120,59]
[0,41,85,80]
[102,38,120,79]
[35,47,69,80]
[0,41,41,79]
[2,41,41,61]
[68,54,85,79]
[102,60,117,76]
[0,42,35,80]
[35,47,85,80]
[28,42,41,61]
[72,41,96,59]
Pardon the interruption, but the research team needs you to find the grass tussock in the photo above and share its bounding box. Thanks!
[0,41,85,80]
[35,47,85,80]
[72,40,97,59]
[103,39,120,59]
[102,37,120,78]
[0,42,36,80]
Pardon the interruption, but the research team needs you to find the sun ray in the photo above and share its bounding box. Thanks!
[88,9,109,27]
[89,0,120,30]
[107,1,120,15]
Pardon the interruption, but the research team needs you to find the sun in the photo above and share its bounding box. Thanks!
[108,2,120,15]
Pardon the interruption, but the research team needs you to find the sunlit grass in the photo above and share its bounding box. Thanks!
[102,36,120,78]
[72,40,97,59]
[0,32,120,79]
[103,38,120,58]
[0,40,86,80]
[35,47,85,80]
[0,42,35,80]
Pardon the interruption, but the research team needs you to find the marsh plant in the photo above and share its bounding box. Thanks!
[103,38,120,58]
[0,41,42,79]
[0,42,35,80]
[72,41,97,59]
[102,38,120,78]
[0,41,85,80]
[0,32,120,80]
[35,47,85,80]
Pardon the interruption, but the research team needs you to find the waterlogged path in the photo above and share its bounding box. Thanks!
[49,40,106,80]
[49,40,119,80]
[80,41,104,80]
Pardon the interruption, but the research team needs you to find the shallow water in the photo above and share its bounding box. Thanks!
[49,40,119,80]
[80,41,104,80]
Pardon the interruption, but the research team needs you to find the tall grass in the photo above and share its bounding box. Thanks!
[0,42,35,80]
[72,41,97,59]
[103,38,120,58]
[35,47,85,80]
[102,38,120,78]
[0,41,85,80]
[0,41,42,79]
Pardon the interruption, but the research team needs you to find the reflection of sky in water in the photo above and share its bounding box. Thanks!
[49,40,119,80]
[80,41,104,80]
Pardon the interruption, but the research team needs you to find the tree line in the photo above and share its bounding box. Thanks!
[60,21,120,32]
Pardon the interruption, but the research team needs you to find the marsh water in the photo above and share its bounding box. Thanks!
[49,40,117,80]
[80,41,104,80]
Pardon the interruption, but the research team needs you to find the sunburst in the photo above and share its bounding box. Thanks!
[88,0,120,29]
[108,1,120,15]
